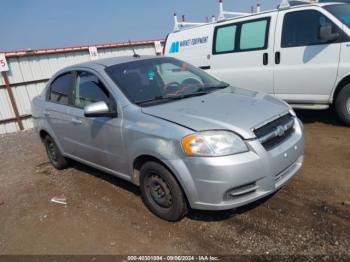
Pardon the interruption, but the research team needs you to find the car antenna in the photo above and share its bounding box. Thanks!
[129,40,140,58]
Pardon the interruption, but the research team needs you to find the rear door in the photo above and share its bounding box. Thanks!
[273,7,342,103]
[45,72,74,152]
[210,13,277,94]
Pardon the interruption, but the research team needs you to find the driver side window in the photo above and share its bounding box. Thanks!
[73,71,111,108]
[281,10,340,48]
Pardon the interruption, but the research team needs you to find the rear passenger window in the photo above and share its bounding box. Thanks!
[215,25,237,53]
[48,73,73,105]
[281,10,339,48]
[73,71,111,108]
[240,20,268,50]
[213,18,270,54]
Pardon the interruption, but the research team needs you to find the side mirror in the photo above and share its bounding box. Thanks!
[319,23,339,43]
[84,101,117,118]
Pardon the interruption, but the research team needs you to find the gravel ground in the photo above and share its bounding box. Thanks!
[0,109,349,257]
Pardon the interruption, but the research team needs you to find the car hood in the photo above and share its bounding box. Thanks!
[141,87,290,139]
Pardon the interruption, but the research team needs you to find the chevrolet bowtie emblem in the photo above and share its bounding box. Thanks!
[275,125,285,137]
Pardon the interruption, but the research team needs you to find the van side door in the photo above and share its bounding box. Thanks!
[210,13,277,94]
[273,7,343,103]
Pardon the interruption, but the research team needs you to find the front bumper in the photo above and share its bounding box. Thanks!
[180,119,304,210]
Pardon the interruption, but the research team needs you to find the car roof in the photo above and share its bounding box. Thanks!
[66,55,161,70]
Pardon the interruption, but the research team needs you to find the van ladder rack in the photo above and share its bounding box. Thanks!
[173,14,208,31]
[218,0,252,21]
[173,0,262,31]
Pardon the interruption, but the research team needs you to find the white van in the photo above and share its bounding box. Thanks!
[164,0,350,125]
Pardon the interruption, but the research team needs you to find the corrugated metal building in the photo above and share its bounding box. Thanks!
[0,40,163,134]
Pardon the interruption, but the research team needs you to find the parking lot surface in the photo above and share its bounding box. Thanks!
[0,109,349,255]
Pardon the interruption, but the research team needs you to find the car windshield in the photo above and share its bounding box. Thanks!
[325,4,350,28]
[105,57,228,106]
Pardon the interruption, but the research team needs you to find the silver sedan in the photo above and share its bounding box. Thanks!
[32,56,304,221]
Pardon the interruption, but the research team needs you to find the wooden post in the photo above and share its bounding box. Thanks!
[1,71,24,130]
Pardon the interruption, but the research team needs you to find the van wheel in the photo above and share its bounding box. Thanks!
[140,161,188,222]
[335,83,350,126]
[44,135,69,170]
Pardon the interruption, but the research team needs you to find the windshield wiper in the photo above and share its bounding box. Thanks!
[134,96,176,106]
[173,82,230,99]
[135,92,209,106]
[199,82,230,92]
[173,91,210,99]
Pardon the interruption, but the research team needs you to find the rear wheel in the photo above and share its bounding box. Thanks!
[335,83,350,126]
[44,135,69,170]
[140,161,188,222]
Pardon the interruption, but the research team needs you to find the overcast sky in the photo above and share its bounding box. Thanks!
[1,0,281,51]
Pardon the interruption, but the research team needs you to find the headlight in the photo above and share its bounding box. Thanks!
[181,131,248,157]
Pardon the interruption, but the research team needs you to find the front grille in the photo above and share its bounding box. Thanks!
[253,113,295,151]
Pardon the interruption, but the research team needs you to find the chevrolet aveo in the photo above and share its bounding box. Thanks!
[32,56,304,221]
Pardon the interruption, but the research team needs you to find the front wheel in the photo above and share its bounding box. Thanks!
[140,162,188,222]
[44,135,69,170]
[335,84,350,126]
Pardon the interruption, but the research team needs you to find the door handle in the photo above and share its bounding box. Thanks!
[71,118,82,125]
[43,110,50,117]
[199,65,211,70]
[275,51,281,64]
[263,53,268,66]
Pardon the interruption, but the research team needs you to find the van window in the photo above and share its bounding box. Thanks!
[281,10,340,48]
[73,71,111,108]
[213,18,270,54]
[48,73,73,105]
[240,20,268,50]
[215,25,237,53]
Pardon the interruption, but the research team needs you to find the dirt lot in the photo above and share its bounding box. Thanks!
[0,109,349,256]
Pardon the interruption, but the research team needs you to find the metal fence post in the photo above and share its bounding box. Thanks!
[1,71,24,130]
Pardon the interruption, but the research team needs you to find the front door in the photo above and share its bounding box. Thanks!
[65,70,127,174]
[273,8,342,103]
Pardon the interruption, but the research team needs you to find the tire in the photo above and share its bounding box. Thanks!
[43,135,69,170]
[140,161,188,222]
[335,83,350,126]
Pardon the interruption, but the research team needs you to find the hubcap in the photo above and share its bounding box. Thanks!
[347,97,350,114]
[47,141,58,164]
[147,174,172,209]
